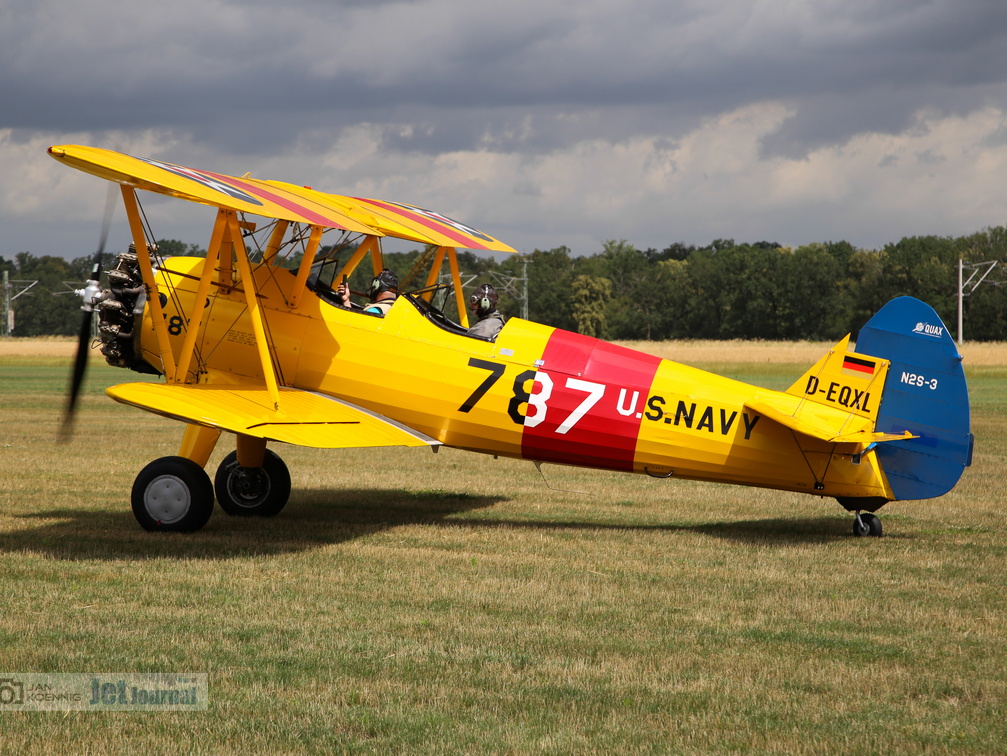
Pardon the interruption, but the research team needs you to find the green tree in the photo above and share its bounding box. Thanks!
[156,239,206,258]
[520,247,577,330]
[875,236,958,324]
[776,243,845,340]
[570,275,612,337]
[682,242,785,339]
[596,241,655,339]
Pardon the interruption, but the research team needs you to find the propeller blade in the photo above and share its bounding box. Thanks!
[60,185,116,441]
[65,291,96,412]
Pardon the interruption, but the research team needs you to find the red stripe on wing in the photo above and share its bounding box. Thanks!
[204,171,363,230]
[352,197,495,250]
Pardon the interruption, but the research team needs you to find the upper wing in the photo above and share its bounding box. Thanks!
[345,196,516,253]
[48,145,380,234]
[107,383,441,450]
[48,144,517,251]
[262,181,517,253]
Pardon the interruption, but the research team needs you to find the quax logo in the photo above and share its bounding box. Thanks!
[913,321,944,338]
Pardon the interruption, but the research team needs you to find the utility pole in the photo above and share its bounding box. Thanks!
[2,270,39,336]
[957,258,999,345]
[520,258,530,321]
[958,258,962,345]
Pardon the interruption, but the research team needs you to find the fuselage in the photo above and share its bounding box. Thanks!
[139,257,892,500]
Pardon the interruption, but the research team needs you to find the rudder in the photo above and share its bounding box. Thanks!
[854,297,973,500]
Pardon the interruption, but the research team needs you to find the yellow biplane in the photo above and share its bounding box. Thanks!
[50,145,973,537]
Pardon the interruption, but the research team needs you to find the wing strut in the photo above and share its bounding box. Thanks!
[120,185,177,382]
[446,247,469,328]
[288,225,325,309]
[335,235,383,283]
[174,210,225,383]
[262,220,290,267]
[223,209,283,411]
[421,246,448,296]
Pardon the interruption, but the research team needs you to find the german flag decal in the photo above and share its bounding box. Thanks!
[842,355,876,377]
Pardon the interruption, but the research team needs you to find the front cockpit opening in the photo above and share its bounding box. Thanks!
[305,253,345,307]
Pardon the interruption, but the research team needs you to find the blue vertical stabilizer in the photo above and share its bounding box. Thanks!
[855,297,973,500]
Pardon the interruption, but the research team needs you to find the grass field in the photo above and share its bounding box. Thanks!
[1,339,1005,754]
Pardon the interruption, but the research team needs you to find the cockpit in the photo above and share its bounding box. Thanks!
[305,253,497,340]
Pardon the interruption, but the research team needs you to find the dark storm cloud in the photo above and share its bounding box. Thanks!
[5,0,1007,156]
[5,0,1007,258]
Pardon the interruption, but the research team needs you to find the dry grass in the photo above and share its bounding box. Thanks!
[0,336,76,356]
[5,336,1006,366]
[0,349,1005,753]
[618,339,1007,367]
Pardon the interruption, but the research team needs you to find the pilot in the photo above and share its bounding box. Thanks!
[338,269,398,316]
[467,283,505,340]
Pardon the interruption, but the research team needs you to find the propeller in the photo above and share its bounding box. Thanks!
[60,186,116,441]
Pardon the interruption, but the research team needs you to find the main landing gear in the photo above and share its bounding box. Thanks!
[130,432,291,533]
[214,449,291,517]
[131,456,215,532]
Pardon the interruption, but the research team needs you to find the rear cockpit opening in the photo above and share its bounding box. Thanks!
[403,284,498,341]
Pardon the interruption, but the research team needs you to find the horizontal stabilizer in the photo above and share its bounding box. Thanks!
[107,383,441,450]
[829,429,916,445]
[744,396,902,446]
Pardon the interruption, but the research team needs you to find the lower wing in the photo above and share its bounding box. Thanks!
[107,383,441,450]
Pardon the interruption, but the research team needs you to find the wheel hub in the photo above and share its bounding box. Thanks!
[144,474,192,524]
[853,514,869,537]
[227,466,271,507]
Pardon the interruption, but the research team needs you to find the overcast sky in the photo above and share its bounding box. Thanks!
[4,0,1007,261]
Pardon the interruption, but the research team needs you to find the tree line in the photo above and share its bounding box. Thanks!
[4,229,1006,341]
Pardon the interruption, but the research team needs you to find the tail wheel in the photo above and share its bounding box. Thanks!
[214,449,291,517]
[131,456,214,533]
[853,513,883,538]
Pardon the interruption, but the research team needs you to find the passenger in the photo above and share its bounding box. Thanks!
[337,269,398,316]
[467,283,505,340]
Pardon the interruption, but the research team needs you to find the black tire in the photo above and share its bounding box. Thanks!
[862,513,883,537]
[131,456,214,533]
[852,513,883,538]
[214,449,291,517]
